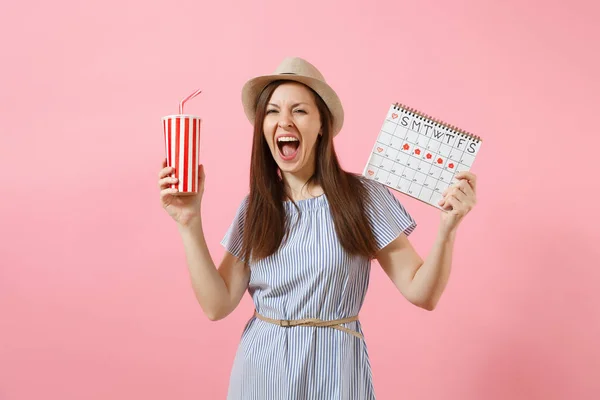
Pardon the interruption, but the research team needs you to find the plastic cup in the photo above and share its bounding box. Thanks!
[162,114,201,195]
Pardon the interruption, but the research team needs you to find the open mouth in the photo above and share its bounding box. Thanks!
[276,136,300,161]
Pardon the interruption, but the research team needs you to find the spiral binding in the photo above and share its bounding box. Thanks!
[393,102,482,143]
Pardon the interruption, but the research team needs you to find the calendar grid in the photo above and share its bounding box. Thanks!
[363,103,482,210]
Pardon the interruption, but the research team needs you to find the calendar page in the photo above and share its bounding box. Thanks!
[362,103,482,210]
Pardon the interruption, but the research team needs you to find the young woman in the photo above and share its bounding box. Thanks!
[158,57,477,399]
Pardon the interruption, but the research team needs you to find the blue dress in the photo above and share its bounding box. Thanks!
[220,178,417,399]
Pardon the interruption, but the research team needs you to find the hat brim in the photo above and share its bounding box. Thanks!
[241,74,344,137]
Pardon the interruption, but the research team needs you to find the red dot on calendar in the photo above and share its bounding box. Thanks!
[415,149,421,155]
[448,163,455,169]
[403,144,410,150]
[368,170,374,176]
[392,113,398,119]
[377,147,383,152]
[437,158,443,164]
[426,153,432,159]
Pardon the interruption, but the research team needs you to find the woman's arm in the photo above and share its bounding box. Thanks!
[178,217,250,320]
[376,228,455,311]
[376,171,477,310]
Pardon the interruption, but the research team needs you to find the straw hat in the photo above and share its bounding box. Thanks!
[241,57,345,137]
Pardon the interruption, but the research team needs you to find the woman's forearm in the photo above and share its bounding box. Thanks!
[409,227,457,310]
[177,217,231,320]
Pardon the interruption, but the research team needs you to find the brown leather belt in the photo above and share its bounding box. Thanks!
[253,310,364,340]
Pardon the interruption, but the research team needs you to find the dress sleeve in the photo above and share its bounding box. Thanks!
[363,178,417,251]
[220,195,250,260]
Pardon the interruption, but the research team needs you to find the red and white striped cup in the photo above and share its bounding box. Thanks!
[162,114,201,195]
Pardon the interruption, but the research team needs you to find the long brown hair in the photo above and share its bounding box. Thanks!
[241,80,378,263]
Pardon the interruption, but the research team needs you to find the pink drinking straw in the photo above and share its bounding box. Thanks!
[179,88,202,114]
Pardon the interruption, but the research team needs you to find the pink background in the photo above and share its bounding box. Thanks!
[1,0,598,399]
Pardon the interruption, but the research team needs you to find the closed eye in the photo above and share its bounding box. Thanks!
[266,109,307,114]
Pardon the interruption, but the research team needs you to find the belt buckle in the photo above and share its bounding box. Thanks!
[279,319,291,327]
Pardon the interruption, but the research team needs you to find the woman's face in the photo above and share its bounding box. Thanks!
[263,82,322,175]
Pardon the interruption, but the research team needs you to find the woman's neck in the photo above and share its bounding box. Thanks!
[281,169,322,201]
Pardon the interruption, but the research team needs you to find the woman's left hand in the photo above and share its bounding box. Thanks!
[438,171,478,234]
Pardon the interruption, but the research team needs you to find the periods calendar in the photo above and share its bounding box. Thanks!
[362,103,482,209]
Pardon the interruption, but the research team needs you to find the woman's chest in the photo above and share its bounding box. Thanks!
[248,212,366,288]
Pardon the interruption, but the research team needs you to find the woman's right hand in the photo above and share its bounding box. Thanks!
[158,158,205,226]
